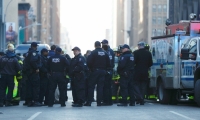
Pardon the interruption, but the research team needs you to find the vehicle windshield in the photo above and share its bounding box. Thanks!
[15,44,50,55]
[16,45,30,51]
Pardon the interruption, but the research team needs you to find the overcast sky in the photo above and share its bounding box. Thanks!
[60,0,112,54]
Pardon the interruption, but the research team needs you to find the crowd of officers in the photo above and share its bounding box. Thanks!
[0,39,152,107]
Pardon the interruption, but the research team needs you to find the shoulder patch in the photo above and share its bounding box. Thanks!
[121,57,124,60]
[33,53,36,56]
[52,58,60,63]
[109,55,112,60]
[79,58,82,61]
[130,56,134,61]
[98,52,105,56]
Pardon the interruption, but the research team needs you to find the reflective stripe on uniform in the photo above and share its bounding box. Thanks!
[148,95,157,99]
[13,76,18,98]
[118,96,122,99]
[18,60,23,65]
[112,96,116,100]
[66,75,70,79]
[17,76,22,80]
[189,96,194,100]
[6,76,18,98]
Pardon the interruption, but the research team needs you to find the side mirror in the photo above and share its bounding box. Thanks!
[180,48,197,60]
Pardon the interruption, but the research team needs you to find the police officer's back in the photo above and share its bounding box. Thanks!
[0,44,21,107]
[70,47,86,107]
[24,42,41,107]
[133,42,153,105]
[117,44,135,106]
[39,48,49,105]
[101,39,115,106]
[84,41,111,106]
[134,42,153,80]
[47,47,70,107]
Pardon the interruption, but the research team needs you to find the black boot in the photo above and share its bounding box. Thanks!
[117,103,127,106]
[72,103,83,107]
[61,104,66,107]
[101,102,113,106]
[97,102,102,106]
[27,101,33,107]
[129,103,135,106]
[32,102,42,107]
[129,100,135,106]
[0,103,4,107]
[23,101,29,106]
[5,101,13,107]
[84,102,91,106]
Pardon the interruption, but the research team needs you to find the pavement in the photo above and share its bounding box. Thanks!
[0,91,200,120]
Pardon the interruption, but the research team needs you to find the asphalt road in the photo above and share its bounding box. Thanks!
[0,91,200,120]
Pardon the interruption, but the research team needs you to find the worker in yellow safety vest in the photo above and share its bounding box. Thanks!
[144,44,157,99]
[1,44,21,107]
[111,46,123,103]
[5,44,23,106]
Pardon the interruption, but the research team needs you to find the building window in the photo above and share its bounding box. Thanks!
[157,17,162,25]
[152,5,156,12]
[163,17,167,24]
[152,29,156,36]
[158,5,162,12]
[163,5,167,12]
[152,18,156,24]
[157,29,162,36]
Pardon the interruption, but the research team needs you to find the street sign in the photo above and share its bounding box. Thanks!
[175,31,186,35]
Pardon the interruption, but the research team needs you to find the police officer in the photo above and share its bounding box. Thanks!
[70,47,86,107]
[84,41,111,106]
[101,39,115,106]
[22,53,30,106]
[0,44,21,107]
[83,50,93,102]
[24,42,41,107]
[39,48,49,105]
[117,44,135,106]
[133,42,153,105]
[48,45,57,57]
[47,47,70,107]
[13,50,23,105]
[63,53,71,102]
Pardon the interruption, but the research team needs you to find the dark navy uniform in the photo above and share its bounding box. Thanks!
[70,53,86,106]
[103,46,115,105]
[24,47,41,106]
[85,45,111,106]
[117,45,135,106]
[0,50,21,106]
[47,48,70,107]
[39,50,49,104]
[133,46,153,104]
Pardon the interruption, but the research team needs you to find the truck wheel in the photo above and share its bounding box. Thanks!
[158,81,171,104]
[194,79,200,106]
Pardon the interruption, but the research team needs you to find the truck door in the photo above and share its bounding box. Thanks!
[181,38,197,89]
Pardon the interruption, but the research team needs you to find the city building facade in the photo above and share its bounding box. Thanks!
[148,0,169,43]
[169,0,200,24]
[3,0,60,46]
[112,0,169,49]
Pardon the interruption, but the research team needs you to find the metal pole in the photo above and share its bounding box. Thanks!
[18,27,21,46]
[17,23,41,45]
[178,34,181,88]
